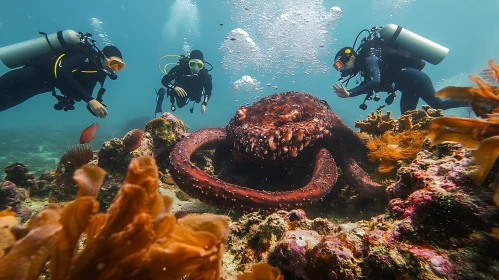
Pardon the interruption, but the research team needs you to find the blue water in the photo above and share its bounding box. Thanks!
[0,0,498,175]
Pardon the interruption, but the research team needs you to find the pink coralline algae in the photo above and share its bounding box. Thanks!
[227,141,499,279]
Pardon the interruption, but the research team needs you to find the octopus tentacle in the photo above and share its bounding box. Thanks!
[329,125,387,198]
[169,128,338,212]
[337,152,387,198]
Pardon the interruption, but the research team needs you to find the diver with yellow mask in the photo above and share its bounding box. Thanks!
[157,50,213,115]
[0,30,125,118]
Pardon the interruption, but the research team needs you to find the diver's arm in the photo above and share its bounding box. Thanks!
[348,55,381,97]
[161,66,178,88]
[202,73,213,106]
[56,55,95,103]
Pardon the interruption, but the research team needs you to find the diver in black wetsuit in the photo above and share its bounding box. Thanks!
[332,45,469,113]
[0,44,125,118]
[159,50,213,114]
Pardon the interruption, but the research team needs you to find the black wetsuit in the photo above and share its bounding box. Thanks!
[348,46,469,113]
[161,61,212,110]
[0,53,107,111]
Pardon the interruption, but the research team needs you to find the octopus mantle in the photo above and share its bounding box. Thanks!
[170,92,386,211]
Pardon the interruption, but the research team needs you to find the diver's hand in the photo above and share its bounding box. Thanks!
[88,99,108,118]
[201,104,207,114]
[333,81,350,98]
[174,86,188,97]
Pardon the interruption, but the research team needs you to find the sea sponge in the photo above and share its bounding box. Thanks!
[0,156,230,280]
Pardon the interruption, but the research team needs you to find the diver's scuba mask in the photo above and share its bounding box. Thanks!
[333,47,355,71]
[188,59,204,74]
[333,59,345,71]
[106,56,126,72]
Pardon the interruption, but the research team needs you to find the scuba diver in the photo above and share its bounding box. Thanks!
[157,50,213,115]
[332,24,469,113]
[0,30,125,118]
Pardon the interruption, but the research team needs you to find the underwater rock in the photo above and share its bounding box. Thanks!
[0,181,25,208]
[145,112,189,167]
[387,141,499,244]
[0,181,31,222]
[30,172,56,198]
[225,141,499,279]
[270,230,322,280]
[4,162,35,189]
[97,136,153,175]
[226,210,335,273]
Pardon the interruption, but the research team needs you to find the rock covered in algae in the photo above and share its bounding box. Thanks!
[97,132,153,174]
[0,181,31,222]
[4,162,35,190]
[223,141,499,279]
[145,112,189,165]
[96,113,188,175]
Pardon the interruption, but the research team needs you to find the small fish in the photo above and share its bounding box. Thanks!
[123,129,145,153]
[80,123,100,144]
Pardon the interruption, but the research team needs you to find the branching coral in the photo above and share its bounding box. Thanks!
[366,130,427,174]
[357,106,443,180]
[355,109,397,136]
[355,106,442,136]
[0,156,230,280]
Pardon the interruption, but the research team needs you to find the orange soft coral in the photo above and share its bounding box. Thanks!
[0,156,230,280]
[366,130,427,174]
[237,263,284,280]
[436,60,499,118]
[0,209,19,259]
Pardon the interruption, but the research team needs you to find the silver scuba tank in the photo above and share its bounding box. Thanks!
[379,24,449,65]
[0,30,81,69]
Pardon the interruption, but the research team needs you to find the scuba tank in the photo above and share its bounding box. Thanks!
[379,24,449,65]
[0,30,81,69]
[341,24,449,111]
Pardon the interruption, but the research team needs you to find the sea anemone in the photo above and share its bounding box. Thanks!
[55,144,94,175]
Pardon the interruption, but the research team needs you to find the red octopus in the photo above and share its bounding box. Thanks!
[170,91,385,211]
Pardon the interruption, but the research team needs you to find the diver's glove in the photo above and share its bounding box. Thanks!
[201,102,207,114]
[88,99,108,118]
[333,81,350,98]
[174,86,188,97]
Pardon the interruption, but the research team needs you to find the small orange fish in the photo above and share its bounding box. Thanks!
[80,123,100,144]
